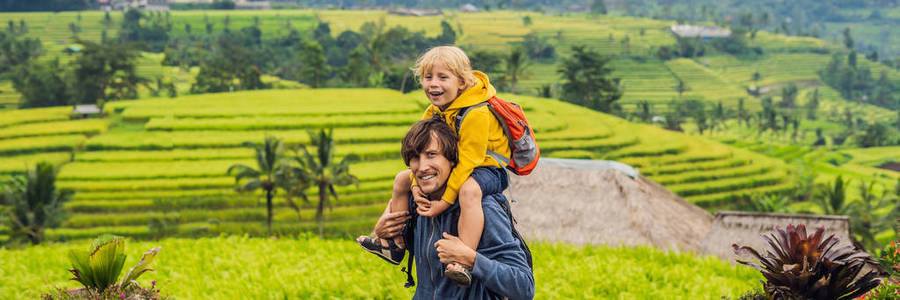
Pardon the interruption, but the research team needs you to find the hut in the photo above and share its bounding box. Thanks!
[71,104,102,119]
[460,4,479,13]
[510,158,860,261]
[670,25,731,41]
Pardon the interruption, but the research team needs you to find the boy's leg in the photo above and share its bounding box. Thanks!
[457,176,484,252]
[445,176,483,286]
[389,169,412,249]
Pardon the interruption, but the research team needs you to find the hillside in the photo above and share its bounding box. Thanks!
[0,88,793,241]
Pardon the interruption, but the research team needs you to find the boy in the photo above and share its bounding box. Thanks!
[358,46,510,286]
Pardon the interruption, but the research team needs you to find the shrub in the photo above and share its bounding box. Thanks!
[43,235,164,299]
[733,224,883,299]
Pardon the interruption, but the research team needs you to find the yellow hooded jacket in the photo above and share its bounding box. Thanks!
[412,71,511,205]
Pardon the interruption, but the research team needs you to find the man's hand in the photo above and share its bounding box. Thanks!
[434,232,477,267]
[373,206,410,240]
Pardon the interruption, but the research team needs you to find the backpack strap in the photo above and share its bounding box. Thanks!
[401,192,418,288]
[499,197,533,270]
[455,102,510,169]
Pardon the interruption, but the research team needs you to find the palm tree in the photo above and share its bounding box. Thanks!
[287,129,359,237]
[0,162,73,245]
[227,135,290,236]
[852,180,899,251]
[502,47,531,94]
[817,175,853,215]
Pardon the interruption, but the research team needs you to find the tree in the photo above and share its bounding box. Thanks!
[300,40,330,88]
[0,33,44,73]
[636,100,652,123]
[12,59,70,108]
[675,78,687,97]
[737,98,747,127]
[779,83,798,108]
[435,20,456,45]
[852,180,899,251]
[813,128,826,146]
[805,88,819,120]
[663,99,684,132]
[522,16,532,27]
[70,40,144,104]
[683,99,708,134]
[0,162,73,245]
[857,123,889,148]
[286,129,359,237]
[817,176,851,216]
[227,136,291,236]
[843,27,854,50]
[591,0,607,15]
[558,45,623,113]
[499,47,530,93]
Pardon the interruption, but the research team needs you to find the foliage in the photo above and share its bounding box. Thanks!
[64,234,161,297]
[12,59,70,108]
[0,162,73,245]
[496,47,531,93]
[284,129,360,237]
[119,9,169,52]
[0,31,43,74]
[858,241,900,299]
[733,224,883,299]
[852,180,899,251]
[1,236,761,299]
[558,45,623,113]
[226,135,293,236]
[70,40,145,104]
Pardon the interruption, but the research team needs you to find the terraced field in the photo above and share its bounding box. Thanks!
[0,10,848,111]
[0,88,794,241]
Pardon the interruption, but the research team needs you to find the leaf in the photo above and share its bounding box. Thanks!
[120,246,161,289]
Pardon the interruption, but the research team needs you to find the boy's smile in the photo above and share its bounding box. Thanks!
[422,61,466,110]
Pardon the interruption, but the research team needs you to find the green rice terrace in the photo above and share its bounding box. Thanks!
[1,6,899,299]
[0,88,793,241]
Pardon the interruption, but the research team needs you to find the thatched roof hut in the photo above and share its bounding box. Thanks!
[509,158,856,260]
[509,158,713,253]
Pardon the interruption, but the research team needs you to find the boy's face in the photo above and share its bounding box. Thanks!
[409,132,453,195]
[422,61,466,110]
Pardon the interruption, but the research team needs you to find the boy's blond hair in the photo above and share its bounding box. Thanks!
[412,46,478,90]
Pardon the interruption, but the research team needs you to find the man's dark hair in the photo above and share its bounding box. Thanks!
[401,118,459,167]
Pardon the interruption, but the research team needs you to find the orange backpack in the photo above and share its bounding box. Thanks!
[454,96,540,175]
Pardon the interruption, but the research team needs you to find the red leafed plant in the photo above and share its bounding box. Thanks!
[733,224,884,300]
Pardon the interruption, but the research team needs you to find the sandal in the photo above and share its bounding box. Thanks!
[357,235,405,265]
[444,262,473,287]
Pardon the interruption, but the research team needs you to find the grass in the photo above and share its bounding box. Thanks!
[0,235,761,299]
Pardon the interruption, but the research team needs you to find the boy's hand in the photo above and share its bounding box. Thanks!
[419,200,450,217]
[412,185,431,213]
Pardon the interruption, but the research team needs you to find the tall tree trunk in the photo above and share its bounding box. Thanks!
[265,187,273,236]
[317,182,327,237]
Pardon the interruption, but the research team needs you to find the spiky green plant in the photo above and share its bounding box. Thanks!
[733,224,883,299]
[67,235,161,293]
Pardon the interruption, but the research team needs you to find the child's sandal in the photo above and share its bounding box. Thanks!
[357,235,405,265]
[444,262,473,287]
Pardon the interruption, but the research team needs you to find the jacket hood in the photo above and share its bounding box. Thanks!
[429,71,496,113]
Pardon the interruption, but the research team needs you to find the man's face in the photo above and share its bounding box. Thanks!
[409,132,453,195]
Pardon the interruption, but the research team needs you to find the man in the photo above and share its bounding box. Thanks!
[372,118,535,299]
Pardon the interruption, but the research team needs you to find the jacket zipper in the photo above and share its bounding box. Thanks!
[428,217,436,300]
